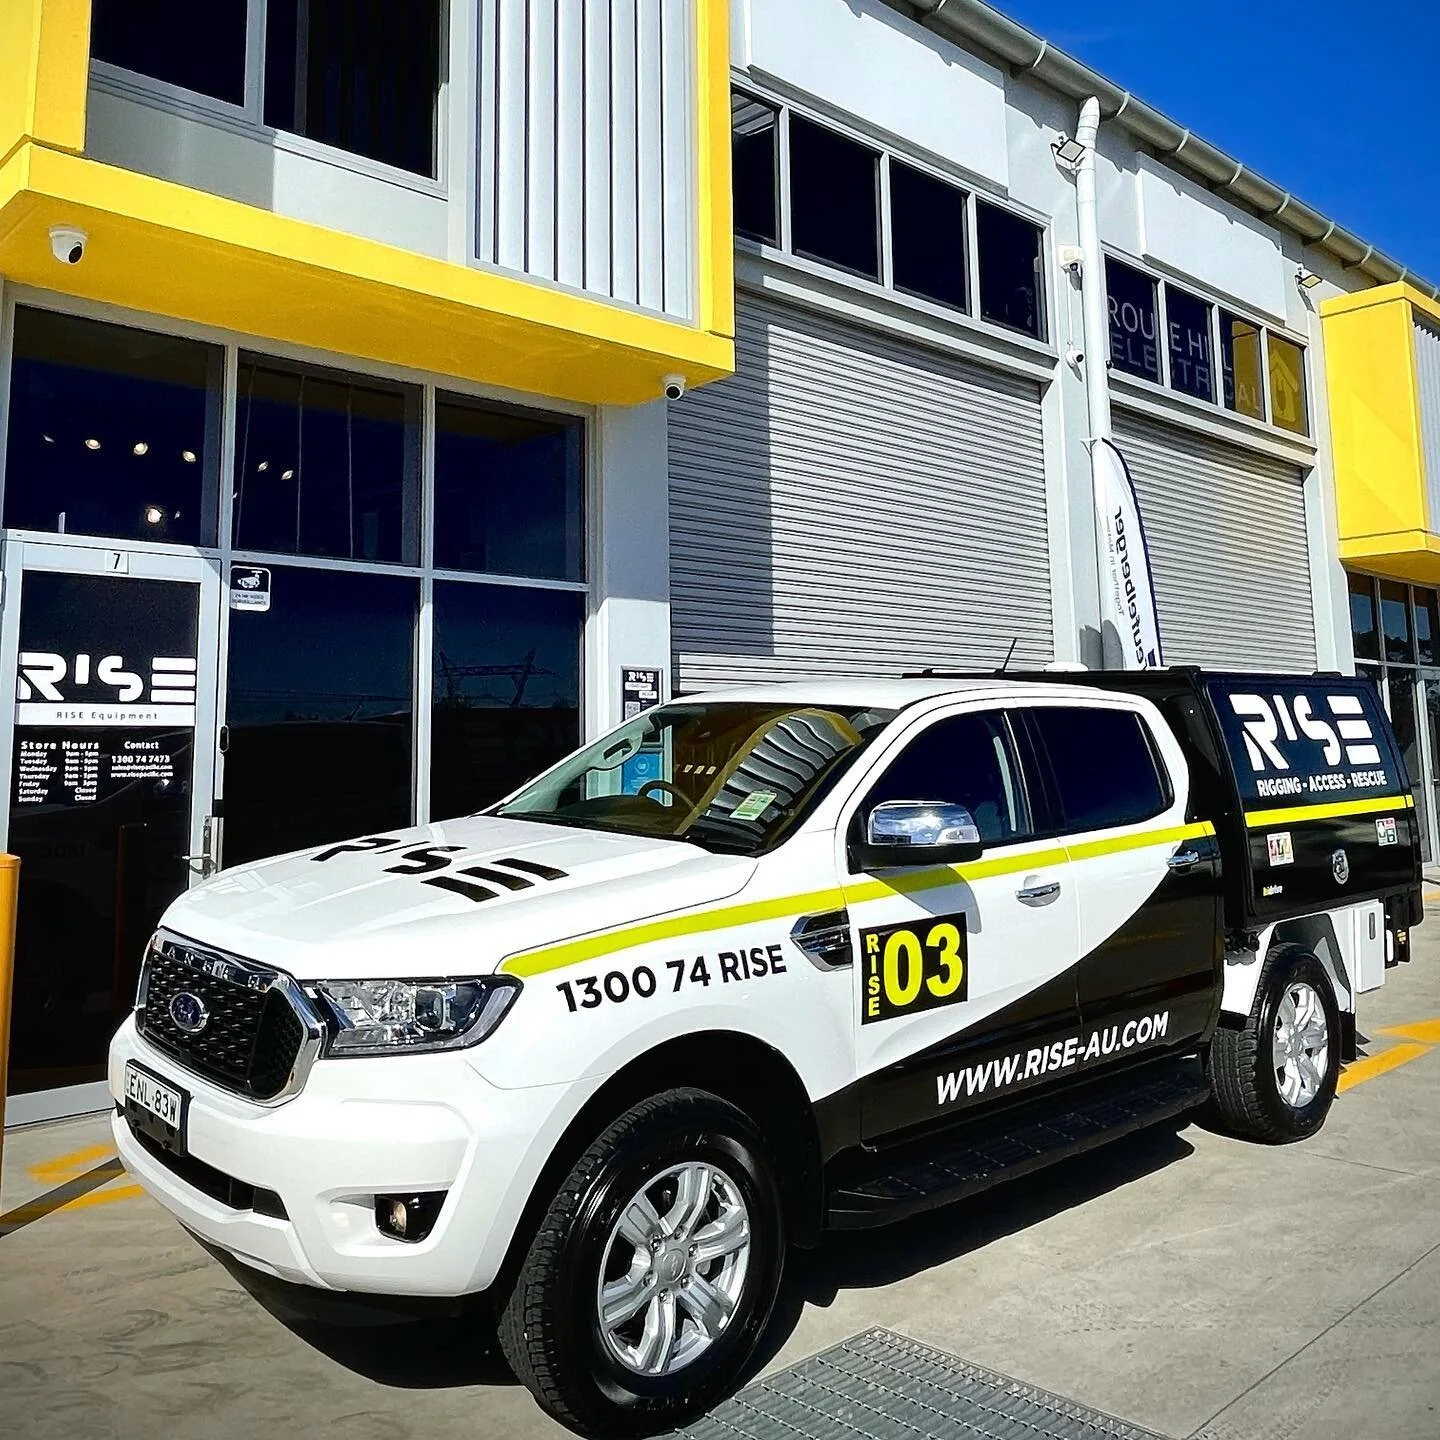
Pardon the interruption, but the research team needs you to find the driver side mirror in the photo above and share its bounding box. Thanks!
[851,799,984,871]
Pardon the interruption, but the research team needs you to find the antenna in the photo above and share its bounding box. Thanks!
[998,638,1018,674]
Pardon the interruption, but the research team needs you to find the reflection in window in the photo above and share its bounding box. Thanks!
[433,396,583,581]
[431,584,584,821]
[233,356,420,564]
[1105,259,1160,382]
[1165,286,1215,401]
[224,567,417,865]
[976,201,1045,340]
[732,91,779,246]
[1031,708,1168,831]
[789,116,880,280]
[1416,588,1439,666]
[890,161,968,312]
[3,307,222,545]
[91,0,248,105]
[1380,580,1414,664]
[264,0,442,177]
[1267,333,1309,436]
[1220,312,1265,420]
[1348,574,1379,663]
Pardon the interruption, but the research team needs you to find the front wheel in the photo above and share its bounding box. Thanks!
[498,1088,784,1437]
[1207,945,1341,1143]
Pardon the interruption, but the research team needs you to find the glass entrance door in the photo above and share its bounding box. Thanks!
[0,541,220,1122]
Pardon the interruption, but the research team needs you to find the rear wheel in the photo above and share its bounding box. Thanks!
[498,1088,784,1437]
[1207,945,1341,1143]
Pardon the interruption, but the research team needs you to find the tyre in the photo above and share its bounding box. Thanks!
[498,1087,785,1437]
[1207,945,1341,1143]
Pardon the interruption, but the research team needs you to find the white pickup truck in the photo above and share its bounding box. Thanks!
[109,669,1421,1436]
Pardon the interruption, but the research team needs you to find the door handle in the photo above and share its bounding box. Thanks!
[1016,880,1061,903]
[1167,850,1202,870]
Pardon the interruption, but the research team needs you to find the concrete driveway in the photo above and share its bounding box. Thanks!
[4,913,1440,1440]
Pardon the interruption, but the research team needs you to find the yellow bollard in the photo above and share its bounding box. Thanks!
[0,854,19,1185]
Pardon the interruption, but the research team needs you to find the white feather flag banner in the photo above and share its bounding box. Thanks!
[1091,437,1164,670]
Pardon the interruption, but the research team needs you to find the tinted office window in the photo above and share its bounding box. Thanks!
[1031,708,1167,831]
[976,201,1045,340]
[433,395,584,580]
[1416,588,1439,666]
[1348,574,1379,663]
[1380,580,1414,664]
[1105,259,1161,382]
[1220,312,1265,420]
[264,0,442,177]
[1165,286,1215,401]
[732,91,779,246]
[863,712,1030,845]
[789,116,880,281]
[224,567,417,865]
[890,161,968,312]
[4,307,221,545]
[91,0,248,105]
[431,584,584,820]
[233,357,420,564]
[1267,333,1309,436]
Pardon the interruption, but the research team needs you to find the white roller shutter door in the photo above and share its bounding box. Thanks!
[1114,412,1316,670]
[668,293,1052,690]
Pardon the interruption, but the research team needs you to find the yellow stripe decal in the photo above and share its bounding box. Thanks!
[1244,793,1412,828]
[501,821,1214,980]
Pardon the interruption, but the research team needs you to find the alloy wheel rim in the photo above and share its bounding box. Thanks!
[1272,980,1329,1108]
[596,1161,751,1377]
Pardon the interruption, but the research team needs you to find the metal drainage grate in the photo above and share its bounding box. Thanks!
[677,1328,1166,1440]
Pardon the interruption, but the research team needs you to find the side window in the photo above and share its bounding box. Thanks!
[1028,707,1170,832]
[861,712,1030,845]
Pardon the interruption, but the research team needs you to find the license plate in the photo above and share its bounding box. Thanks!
[124,1061,188,1155]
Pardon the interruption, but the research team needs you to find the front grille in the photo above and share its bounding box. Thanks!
[137,936,316,1102]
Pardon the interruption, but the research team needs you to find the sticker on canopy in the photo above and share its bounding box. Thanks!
[1267,832,1294,867]
[730,790,777,822]
[1376,816,1398,847]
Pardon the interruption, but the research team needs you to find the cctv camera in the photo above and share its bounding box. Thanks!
[662,374,686,401]
[49,226,87,265]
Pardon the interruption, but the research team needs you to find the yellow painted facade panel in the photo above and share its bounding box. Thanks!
[0,0,89,165]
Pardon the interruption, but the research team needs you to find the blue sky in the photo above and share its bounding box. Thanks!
[997,0,1440,282]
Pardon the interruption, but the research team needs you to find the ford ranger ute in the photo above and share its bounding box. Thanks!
[109,670,1422,1436]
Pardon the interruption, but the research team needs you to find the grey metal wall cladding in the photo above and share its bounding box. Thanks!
[1114,414,1316,671]
[476,0,694,319]
[1414,316,1440,532]
[668,294,1053,691]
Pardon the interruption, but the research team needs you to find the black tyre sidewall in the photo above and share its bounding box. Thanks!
[1253,951,1341,1139]
[550,1099,784,1430]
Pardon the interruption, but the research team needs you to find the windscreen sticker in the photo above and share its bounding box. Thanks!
[860,912,968,1024]
[730,790,777,822]
[1267,832,1294,866]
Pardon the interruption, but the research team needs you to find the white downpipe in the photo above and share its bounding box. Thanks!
[1075,96,1110,444]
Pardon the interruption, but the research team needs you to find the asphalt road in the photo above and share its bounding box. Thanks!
[4,914,1440,1440]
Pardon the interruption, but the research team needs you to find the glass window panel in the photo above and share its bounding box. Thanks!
[433,395,583,581]
[1031,708,1169,831]
[788,115,880,280]
[889,161,968,312]
[233,356,420,564]
[264,0,442,177]
[1380,580,1415,664]
[431,584,584,821]
[1105,258,1161,382]
[1220,312,1265,420]
[731,91,779,246]
[224,567,417,865]
[976,201,1046,340]
[1349,573,1380,663]
[1267,333,1310,436]
[91,0,248,105]
[1416,589,1439,666]
[1165,286,1215,401]
[4,307,221,545]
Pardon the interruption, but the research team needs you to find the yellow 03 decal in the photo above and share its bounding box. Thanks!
[860,912,969,1024]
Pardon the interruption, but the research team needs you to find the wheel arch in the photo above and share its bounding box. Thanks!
[1221,913,1353,1021]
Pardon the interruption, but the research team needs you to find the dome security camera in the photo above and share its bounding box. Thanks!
[50,226,88,265]
[662,374,686,401]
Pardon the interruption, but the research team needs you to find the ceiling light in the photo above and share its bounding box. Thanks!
[257,460,269,472]
[42,434,54,444]
[181,450,197,463]
[84,437,101,450]
[281,468,295,480]
[1296,267,1324,291]
[133,441,149,456]
[143,505,164,526]
[1051,134,1087,168]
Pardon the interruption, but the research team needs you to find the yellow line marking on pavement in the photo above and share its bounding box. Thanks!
[28,1143,117,1185]
[1338,1041,1432,1093]
[53,1183,145,1214]
[1377,1018,1440,1045]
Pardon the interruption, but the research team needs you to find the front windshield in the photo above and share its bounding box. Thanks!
[495,702,897,854]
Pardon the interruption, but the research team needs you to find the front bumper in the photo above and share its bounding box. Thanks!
[109,1015,576,1297]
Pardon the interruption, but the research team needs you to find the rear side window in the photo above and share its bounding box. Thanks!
[1028,707,1169,832]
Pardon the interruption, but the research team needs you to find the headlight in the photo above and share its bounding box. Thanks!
[312,977,521,1056]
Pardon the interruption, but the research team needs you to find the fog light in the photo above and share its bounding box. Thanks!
[375,1191,446,1243]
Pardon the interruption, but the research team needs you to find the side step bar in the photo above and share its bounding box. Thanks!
[826,1054,1207,1229]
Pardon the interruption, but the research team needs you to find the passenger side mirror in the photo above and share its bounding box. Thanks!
[852,800,984,871]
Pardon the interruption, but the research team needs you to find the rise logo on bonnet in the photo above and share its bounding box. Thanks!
[310,836,568,904]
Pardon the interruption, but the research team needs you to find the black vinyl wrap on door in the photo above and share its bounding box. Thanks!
[7,571,198,1096]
